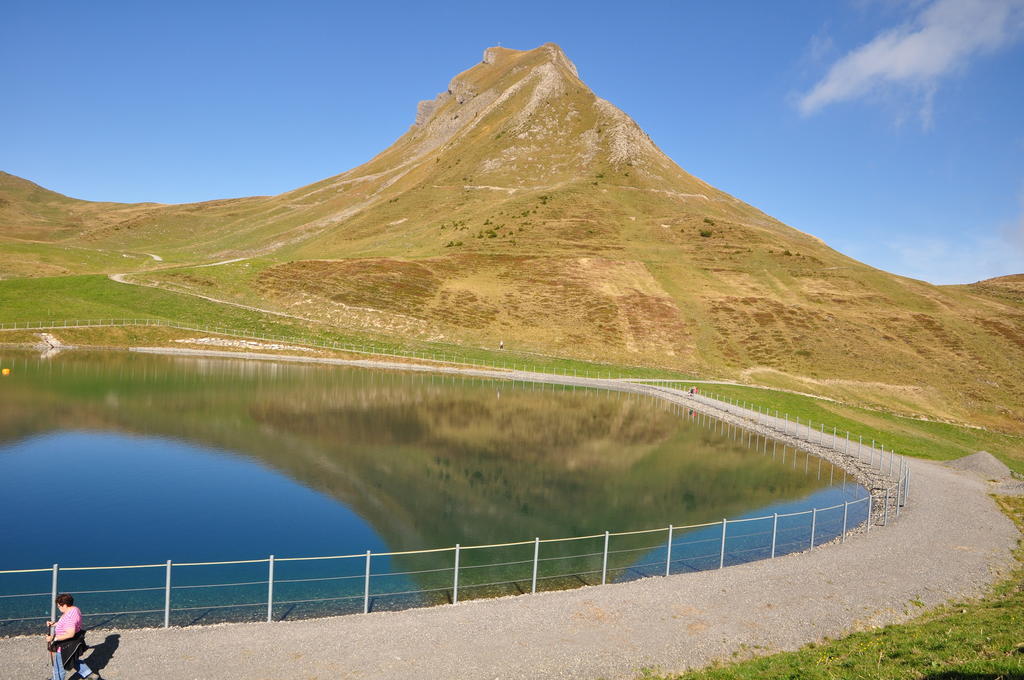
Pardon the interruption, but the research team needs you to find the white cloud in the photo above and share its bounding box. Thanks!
[883,233,1024,284]
[806,31,836,64]
[799,0,1024,120]
[881,195,1024,284]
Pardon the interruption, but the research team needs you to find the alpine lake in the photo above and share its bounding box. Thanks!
[0,349,865,632]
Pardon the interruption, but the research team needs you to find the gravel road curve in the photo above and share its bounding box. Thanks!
[2,350,1018,679]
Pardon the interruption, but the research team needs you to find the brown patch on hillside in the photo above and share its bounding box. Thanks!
[253,255,692,358]
[162,271,218,288]
[434,289,500,329]
[704,296,942,382]
[975,316,1024,350]
[909,313,965,353]
[259,259,441,317]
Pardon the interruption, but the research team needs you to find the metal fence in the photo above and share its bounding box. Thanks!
[0,319,911,635]
[0,491,876,634]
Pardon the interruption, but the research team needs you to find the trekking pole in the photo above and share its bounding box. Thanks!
[47,621,55,670]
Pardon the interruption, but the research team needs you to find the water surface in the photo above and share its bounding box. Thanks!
[0,350,863,628]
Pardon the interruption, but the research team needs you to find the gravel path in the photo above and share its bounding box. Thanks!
[2,350,1018,679]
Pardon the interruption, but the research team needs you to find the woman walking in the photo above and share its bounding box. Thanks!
[46,593,99,680]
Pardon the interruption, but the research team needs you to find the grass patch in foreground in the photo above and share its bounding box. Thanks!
[644,496,1024,680]
[686,384,1024,475]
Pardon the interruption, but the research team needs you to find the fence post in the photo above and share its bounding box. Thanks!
[719,519,727,568]
[810,509,817,549]
[883,489,889,526]
[164,560,172,628]
[601,531,610,585]
[905,469,911,502]
[51,564,58,622]
[453,544,461,604]
[866,494,872,533]
[842,502,848,543]
[532,538,539,594]
[363,551,371,614]
[665,525,674,577]
[770,513,778,558]
[266,555,274,623]
[895,478,902,517]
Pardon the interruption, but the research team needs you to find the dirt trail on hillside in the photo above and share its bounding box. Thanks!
[1,354,1018,680]
[107,272,320,324]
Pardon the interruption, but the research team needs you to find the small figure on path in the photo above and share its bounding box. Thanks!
[46,593,99,680]
[499,340,504,350]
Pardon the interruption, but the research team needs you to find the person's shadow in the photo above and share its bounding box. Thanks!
[81,634,119,675]
[923,674,1024,679]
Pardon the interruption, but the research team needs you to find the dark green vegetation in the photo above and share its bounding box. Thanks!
[648,495,1024,680]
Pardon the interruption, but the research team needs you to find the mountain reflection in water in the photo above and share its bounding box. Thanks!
[0,350,838,566]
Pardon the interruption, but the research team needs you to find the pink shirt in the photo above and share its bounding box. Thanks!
[54,606,82,637]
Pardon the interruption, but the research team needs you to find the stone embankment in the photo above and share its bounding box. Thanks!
[173,337,319,353]
[636,385,906,526]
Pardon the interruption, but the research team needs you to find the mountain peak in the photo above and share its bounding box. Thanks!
[401,41,686,186]
[415,43,580,128]
[481,43,578,77]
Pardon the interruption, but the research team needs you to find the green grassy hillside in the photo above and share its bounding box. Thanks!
[1,44,1022,432]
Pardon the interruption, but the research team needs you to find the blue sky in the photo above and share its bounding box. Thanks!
[2,0,1022,284]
